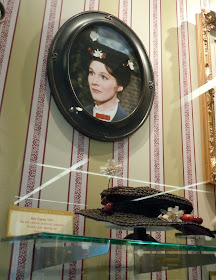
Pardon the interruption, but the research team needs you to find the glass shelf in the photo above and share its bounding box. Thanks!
[1,232,216,252]
[1,232,216,277]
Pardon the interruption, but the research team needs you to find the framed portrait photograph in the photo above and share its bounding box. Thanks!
[47,11,154,141]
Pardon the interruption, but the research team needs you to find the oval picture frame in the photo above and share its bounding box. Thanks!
[47,11,154,141]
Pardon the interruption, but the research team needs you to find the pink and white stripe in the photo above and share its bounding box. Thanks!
[63,131,90,280]
[84,0,100,11]
[67,132,89,236]
[8,0,63,279]
[9,241,34,280]
[63,2,98,280]
[0,0,21,112]
[149,1,165,279]
[149,0,164,213]
[200,0,210,10]
[109,138,129,280]
[118,0,132,26]
[113,139,129,188]
[108,2,131,280]
[176,0,200,280]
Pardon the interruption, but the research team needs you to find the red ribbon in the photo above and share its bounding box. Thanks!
[96,113,111,121]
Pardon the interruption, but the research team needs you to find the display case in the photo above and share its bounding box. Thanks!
[1,1,216,280]
[1,232,216,279]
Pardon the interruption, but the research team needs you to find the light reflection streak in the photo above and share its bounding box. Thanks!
[14,159,88,205]
[36,163,210,193]
[15,160,211,206]
[14,196,86,206]
[132,181,209,202]
[174,77,216,108]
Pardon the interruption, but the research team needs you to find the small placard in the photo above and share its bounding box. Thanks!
[7,206,74,237]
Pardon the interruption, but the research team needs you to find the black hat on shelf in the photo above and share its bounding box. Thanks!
[76,186,214,238]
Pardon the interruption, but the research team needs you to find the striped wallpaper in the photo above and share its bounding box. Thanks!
[0,0,216,279]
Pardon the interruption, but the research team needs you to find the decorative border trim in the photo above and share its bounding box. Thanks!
[196,9,216,184]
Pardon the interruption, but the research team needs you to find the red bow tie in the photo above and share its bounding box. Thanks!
[96,113,111,121]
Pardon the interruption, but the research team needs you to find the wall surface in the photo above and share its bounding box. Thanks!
[0,0,216,279]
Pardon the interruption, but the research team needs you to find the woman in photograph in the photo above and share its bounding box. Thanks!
[85,31,134,122]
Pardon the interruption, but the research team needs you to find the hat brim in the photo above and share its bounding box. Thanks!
[76,209,214,238]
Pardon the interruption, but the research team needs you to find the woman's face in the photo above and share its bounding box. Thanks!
[88,60,123,111]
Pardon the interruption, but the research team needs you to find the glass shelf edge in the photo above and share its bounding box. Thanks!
[1,232,216,252]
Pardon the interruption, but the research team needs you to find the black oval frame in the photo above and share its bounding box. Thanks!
[47,11,154,141]
[0,2,6,24]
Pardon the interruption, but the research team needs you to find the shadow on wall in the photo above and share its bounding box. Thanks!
[164,23,216,221]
